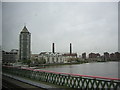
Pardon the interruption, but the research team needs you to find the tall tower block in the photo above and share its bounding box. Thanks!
[19,26,31,60]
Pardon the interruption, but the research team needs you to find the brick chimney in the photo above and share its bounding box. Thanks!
[70,43,72,54]
[52,43,55,53]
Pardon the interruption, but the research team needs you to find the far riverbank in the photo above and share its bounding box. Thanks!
[35,60,119,68]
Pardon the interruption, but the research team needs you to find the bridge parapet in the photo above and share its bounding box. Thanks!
[2,66,120,89]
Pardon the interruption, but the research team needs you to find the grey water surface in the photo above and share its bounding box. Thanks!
[39,61,119,78]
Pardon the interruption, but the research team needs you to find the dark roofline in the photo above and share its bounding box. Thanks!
[20,26,30,33]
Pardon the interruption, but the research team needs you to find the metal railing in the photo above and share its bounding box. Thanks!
[2,66,120,89]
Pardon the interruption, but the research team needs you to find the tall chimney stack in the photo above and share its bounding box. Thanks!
[52,43,55,53]
[70,43,72,54]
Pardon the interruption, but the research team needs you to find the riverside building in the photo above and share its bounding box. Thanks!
[38,43,77,64]
[2,49,19,63]
[19,26,31,61]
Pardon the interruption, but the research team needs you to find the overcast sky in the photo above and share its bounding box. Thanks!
[2,2,118,55]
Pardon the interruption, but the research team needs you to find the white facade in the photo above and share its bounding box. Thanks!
[62,53,77,63]
[39,52,77,64]
[39,52,65,64]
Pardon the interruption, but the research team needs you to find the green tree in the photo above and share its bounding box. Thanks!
[22,60,31,65]
[39,58,46,64]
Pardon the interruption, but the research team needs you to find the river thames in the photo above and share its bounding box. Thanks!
[39,61,119,78]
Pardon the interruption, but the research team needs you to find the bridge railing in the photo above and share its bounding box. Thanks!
[2,66,120,89]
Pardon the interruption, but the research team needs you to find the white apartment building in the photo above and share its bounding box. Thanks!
[39,52,64,64]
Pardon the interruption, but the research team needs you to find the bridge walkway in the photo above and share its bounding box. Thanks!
[2,73,70,90]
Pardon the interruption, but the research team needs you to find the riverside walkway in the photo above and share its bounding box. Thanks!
[2,65,120,89]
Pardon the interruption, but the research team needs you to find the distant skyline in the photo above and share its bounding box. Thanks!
[2,2,118,55]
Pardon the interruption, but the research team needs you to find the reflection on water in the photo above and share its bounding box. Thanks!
[39,61,118,78]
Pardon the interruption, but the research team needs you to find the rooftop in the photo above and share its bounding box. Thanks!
[21,26,30,33]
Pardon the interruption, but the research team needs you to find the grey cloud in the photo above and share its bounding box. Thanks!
[2,2,118,55]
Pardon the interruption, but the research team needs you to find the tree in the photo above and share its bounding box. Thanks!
[68,58,80,63]
[39,57,46,64]
[21,60,31,65]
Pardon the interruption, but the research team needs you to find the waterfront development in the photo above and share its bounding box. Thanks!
[2,24,120,89]
[2,2,120,89]
[2,20,120,89]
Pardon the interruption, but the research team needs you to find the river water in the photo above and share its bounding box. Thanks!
[40,61,119,78]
